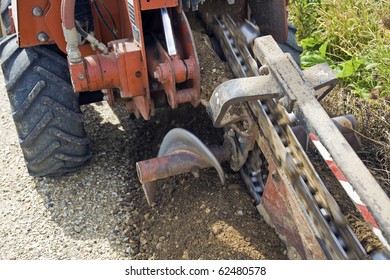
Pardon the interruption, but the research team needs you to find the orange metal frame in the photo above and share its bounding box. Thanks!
[11,0,200,120]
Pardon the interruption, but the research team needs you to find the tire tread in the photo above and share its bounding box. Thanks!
[0,35,90,176]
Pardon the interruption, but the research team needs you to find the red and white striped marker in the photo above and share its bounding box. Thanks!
[309,133,390,251]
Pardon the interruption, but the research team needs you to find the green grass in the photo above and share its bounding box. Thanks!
[289,0,390,98]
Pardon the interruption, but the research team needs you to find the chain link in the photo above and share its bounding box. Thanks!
[214,16,367,259]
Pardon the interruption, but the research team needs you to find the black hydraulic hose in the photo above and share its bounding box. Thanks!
[75,21,89,38]
[92,0,118,39]
[98,0,118,34]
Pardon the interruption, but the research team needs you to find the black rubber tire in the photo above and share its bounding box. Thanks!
[279,24,303,66]
[0,34,91,176]
[0,0,11,36]
[249,0,288,43]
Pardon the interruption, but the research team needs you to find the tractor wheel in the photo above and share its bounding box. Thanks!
[279,24,303,66]
[248,0,288,43]
[0,0,11,36]
[0,34,91,176]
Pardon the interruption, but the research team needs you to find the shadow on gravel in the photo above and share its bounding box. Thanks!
[34,102,286,259]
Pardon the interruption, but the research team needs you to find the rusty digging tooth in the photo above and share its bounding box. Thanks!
[142,182,156,206]
[136,128,231,205]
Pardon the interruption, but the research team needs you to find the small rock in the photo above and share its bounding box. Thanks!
[140,236,148,246]
[218,77,230,83]
[237,210,244,216]
[182,250,190,259]
[74,225,82,233]
[211,224,222,235]
[205,208,211,214]
[143,213,150,221]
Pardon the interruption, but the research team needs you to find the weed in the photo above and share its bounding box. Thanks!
[289,0,390,98]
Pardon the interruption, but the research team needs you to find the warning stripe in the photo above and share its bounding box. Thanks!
[309,133,390,250]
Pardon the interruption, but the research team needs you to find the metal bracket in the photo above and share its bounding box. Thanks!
[207,61,337,128]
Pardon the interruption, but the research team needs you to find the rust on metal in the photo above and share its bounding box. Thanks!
[146,9,200,109]
[137,128,231,205]
[140,0,178,10]
[137,145,231,184]
[255,132,327,259]
[258,165,327,259]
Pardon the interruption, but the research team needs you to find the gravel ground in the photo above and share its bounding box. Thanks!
[0,76,130,259]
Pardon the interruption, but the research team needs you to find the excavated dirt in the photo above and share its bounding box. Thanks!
[308,148,384,254]
[194,31,234,101]
[106,104,287,260]
[119,30,286,260]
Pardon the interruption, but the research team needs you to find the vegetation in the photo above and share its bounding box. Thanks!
[289,0,390,98]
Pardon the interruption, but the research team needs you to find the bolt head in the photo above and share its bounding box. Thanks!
[37,32,49,43]
[259,65,269,76]
[32,7,43,17]
[78,73,85,80]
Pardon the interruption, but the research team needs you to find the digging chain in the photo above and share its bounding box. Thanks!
[213,16,367,259]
